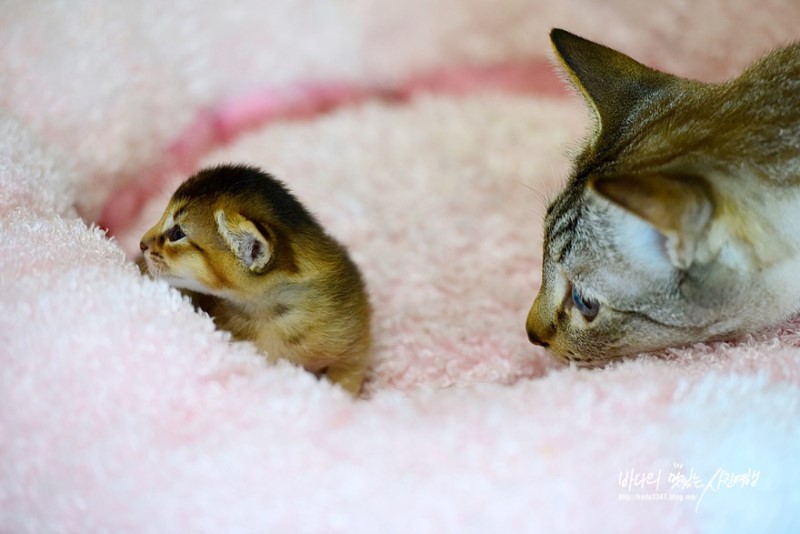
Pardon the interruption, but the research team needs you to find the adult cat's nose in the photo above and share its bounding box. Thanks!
[527,328,550,348]
[526,295,554,348]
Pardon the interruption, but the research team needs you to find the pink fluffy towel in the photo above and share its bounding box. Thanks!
[2,2,799,532]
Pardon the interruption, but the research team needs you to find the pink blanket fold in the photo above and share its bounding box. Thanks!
[2,2,800,532]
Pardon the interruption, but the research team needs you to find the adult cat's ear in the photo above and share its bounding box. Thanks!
[215,209,272,273]
[550,29,675,137]
[590,174,714,270]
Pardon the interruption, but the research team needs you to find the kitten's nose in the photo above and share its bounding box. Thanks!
[139,240,149,253]
[527,329,550,348]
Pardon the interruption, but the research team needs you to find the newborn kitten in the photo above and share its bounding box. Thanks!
[140,164,372,395]
[527,29,800,364]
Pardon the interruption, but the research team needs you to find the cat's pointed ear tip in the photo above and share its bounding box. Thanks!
[550,28,573,48]
[550,29,589,48]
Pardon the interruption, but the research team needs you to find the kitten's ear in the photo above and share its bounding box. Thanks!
[550,29,674,136]
[214,209,272,273]
[590,174,714,269]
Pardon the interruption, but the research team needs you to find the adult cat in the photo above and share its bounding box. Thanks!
[527,29,800,364]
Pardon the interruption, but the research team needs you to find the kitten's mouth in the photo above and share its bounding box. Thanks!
[143,253,168,277]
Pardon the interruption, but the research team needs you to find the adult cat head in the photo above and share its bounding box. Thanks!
[527,29,800,364]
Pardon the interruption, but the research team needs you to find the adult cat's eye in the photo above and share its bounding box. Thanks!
[165,224,186,242]
[571,285,600,321]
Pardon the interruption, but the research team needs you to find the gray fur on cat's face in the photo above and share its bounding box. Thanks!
[527,29,800,364]
[534,181,744,364]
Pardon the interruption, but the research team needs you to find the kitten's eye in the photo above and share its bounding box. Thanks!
[165,225,186,242]
[571,285,600,321]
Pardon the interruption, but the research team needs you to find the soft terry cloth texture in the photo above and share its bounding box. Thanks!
[3,1,800,532]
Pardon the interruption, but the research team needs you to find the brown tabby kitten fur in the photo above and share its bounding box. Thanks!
[527,29,800,365]
[140,164,372,395]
